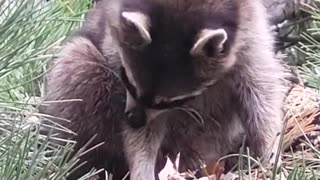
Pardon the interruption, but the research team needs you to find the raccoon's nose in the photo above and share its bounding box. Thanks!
[125,106,146,129]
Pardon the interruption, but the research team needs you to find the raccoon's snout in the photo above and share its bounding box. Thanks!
[125,89,147,129]
[125,106,146,129]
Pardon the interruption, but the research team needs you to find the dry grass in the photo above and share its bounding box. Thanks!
[284,84,320,151]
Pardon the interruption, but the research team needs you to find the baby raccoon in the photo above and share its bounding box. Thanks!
[104,0,288,179]
[42,0,289,179]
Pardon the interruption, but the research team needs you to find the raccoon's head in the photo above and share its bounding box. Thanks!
[108,0,240,126]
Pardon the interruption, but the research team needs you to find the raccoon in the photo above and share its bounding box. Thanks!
[42,0,289,179]
[39,2,130,179]
[40,45,129,178]
[102,0,288,179]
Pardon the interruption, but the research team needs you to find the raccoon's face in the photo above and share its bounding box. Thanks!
[112,1,239,110]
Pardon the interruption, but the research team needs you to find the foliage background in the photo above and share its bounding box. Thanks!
[0,0,319,179]
[0,0,101,179]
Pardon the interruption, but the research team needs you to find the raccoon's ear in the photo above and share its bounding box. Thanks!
[190,29,228,57]
[121,11,152,48]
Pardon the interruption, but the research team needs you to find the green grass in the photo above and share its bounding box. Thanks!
[0,0,102,179]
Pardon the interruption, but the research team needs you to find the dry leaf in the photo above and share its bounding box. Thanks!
[206,160,225,180]
[158,153,184,180]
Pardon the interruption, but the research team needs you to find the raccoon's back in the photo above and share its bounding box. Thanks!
[39,31,129,179]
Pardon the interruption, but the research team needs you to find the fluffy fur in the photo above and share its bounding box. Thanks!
[41,36,129,179]
[41,0,289,180]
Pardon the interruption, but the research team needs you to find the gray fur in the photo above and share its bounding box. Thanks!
[103,0,288,179]
[42,0,290,179]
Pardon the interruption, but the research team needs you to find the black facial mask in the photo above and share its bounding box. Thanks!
[119,66,194,110]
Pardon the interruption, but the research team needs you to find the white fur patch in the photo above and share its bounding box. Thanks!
[145,109,166,120]
[121,11,152,44]
[155,79,218,104]
[191,28,228,56]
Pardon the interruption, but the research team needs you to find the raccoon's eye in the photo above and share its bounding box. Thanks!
[121,11,152,49]
[190,28,228,58]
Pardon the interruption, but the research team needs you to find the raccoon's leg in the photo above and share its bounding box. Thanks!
[234,77,285,167]
[122,120,166,180]
[241,102,283,167]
